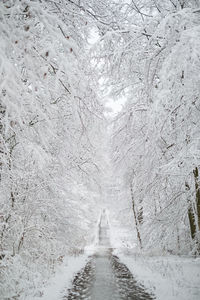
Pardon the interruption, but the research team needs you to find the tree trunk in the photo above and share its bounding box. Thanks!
[193,167,200,231]
[176,226,180,253]
[185,181,196,240]
[188,204,196,239]
[138,198,143,225]
[130,182,142,248]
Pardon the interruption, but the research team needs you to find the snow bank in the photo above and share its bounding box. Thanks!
[32,254,89,300]
[116,251,200,300]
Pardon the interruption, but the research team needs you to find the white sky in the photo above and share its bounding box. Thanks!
[104,97,126,117]
[88,28,127,118]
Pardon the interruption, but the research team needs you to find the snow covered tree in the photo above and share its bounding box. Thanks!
[97,0,200,254]
[0,0,105,298]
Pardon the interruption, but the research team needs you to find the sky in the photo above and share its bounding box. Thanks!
[104,97,126,117]
[88,28,126,117]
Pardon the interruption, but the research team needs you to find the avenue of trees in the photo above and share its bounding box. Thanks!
[97,0,200,254]
[0,0,200,298]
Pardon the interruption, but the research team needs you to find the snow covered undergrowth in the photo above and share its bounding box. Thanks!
[32,254,90,300]
[30,215,101,300]
[115,250,200,300]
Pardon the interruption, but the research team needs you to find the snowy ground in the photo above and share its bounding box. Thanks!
[66,210,154,300]
[109,210,200,300]
[32,254,90,300]
[31,214,102,300]
[32,211,200,300]
[115,250,200,300]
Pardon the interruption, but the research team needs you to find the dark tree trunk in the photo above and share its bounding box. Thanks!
[193,167,200,231]
[138,199,143,225]
[188,205,196,240]
[130,182,142,248]
[186,181,196,240]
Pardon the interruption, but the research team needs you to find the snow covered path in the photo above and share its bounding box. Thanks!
[66,211,155,300]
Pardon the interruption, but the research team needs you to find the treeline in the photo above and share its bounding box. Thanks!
[0,0,105,298]
[96,0,200,254]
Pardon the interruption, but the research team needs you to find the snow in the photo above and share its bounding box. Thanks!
[1,1,200,299]
[115,251,200,300]
[109,212,200,300]
[32,254,90,300]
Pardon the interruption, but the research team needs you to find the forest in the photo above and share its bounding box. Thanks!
[0,0,200,299]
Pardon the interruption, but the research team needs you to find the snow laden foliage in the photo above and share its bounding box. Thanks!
[1,0,200,298]
[95,0,200,254]
[0,0,105,298]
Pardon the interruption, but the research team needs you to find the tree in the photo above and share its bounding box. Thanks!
[98,0,200,253]
[0,0,105,297]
